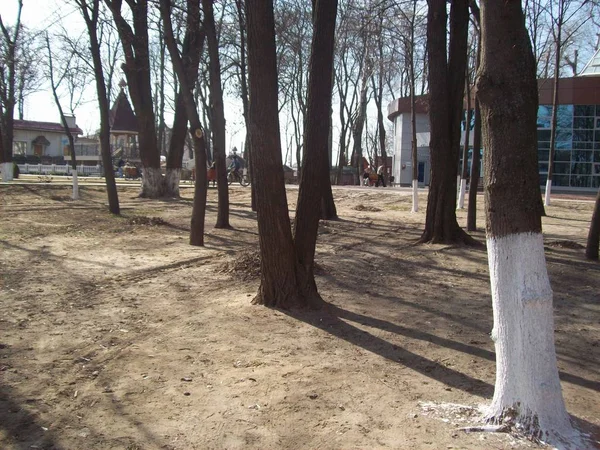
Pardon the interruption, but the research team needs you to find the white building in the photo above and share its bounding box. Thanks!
[13,115,83,162]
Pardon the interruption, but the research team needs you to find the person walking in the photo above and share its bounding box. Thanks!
[376,164,386,187]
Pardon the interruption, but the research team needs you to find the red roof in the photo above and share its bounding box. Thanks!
[14,119,83,135]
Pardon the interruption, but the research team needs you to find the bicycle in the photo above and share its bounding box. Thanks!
[227,169,250,187]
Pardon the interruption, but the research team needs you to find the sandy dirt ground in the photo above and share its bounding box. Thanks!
[0,182,598,450]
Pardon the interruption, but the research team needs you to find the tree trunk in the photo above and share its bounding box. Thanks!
[246,0,312,308]
[234,0,255,212]
[458,76,471,210]
[106,0,163,198]
[351,70,369,185]
[164,2,202,198]
[544,23,562,207]
[420,0,475,245]
[335,124,346,185]
[0,0,21,181]
[165,91,187,197]
[157,21,166,158]
[46,34,79,200]
[160,0,207,245]
[295,0,338,294]
[585,187,600,260]
[478,1,575,444]
[203,0,230,229]
[409,36,418,213]
[78,0,119,214]
[189,131,208,246]
[466,98,481,231]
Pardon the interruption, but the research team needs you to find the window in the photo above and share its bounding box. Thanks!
[554,162,571,174]
[553,175,570,186]
[571,162,592,175]
[574,117,595,129]
[555,150,571,162]
[13,141,27,155]
[572,150,592,162]
[574,105,595,116]
[570,175,591,187]
[557,105,574,128]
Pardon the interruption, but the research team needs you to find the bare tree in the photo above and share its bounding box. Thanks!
[162,0,202,197]
[72,0,120,214]
[477,1,585,445]
[419,0,475,244]
[105,0,164,198]
[160,0,208,246]
[202,0,230,229]
[294,0,338,295]
[45,32,87,200]
[544,0,593,206]
[0,0,22,181]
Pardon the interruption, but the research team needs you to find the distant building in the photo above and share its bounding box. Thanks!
[110,79,139,162]
[12,115,83,164]
[388,56,600,192]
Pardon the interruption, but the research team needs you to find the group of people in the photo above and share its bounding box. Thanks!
[363,165,387,187]
[115,159,139,179]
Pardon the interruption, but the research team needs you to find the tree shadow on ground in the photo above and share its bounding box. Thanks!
[282,304,495,398]
[0,383,65,450]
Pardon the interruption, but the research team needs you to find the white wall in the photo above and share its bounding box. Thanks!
[13,129,70,158]
[392,112,431,185]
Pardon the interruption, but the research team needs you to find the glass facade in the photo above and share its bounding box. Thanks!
[537,104,600,189]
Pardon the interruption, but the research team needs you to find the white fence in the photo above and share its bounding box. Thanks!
[18,164,103,176]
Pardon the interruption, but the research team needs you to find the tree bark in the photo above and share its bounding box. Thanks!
[165,91,187,196]
[234,0,255,212]
[478,1,575,444]
[351,69,369,185]
[420,0,475,245]
[458,73,471,210]
[160,0,207,246]
[295,0,338,297]
[202,0,230,229]
[0,0,22,181]
[466,98,481,231]
[544,15,563,207]
[164,0,202,197]
[106,0,163,198]
[246,0,316,308]
[585,187,600,260]
[45,34,80,200]
[408,17,418,212]
[77,0,119,214]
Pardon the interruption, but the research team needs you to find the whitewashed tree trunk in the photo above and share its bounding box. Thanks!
[2,162,14,182]
[72,169,79,200]
[457,178,467,209]
[140,167,164,198]
[485,232,577,445]
[411,179,419,213]
[164,168,181,197]
[544,179,552,206]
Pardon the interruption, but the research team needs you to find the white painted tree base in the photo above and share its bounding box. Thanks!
[544,179,552,206]
[486,232,581,447]
[72,169,79,200]
[458,178,467,209]
[411,179,419,213]
[2,162,14,181]
[164,168,181,197]
[140,167,164,198]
